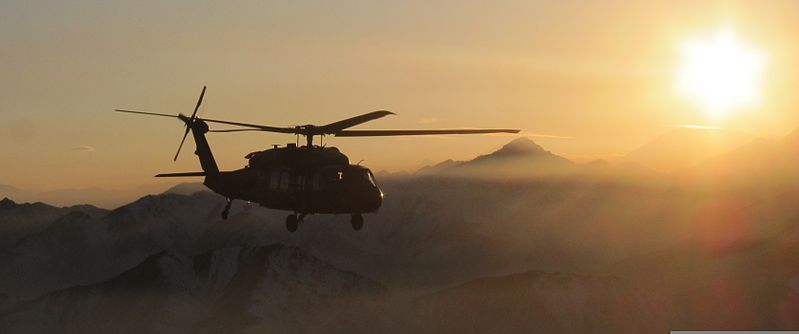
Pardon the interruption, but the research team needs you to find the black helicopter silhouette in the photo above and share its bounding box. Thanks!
[116,86,520,232]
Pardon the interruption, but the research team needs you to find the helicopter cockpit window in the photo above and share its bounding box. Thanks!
[366,171,376,186]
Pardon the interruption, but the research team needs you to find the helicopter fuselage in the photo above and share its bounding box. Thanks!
[204,145,383,215]
[116,86,518,231]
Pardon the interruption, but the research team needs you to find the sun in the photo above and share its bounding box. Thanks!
[676,27,767,120]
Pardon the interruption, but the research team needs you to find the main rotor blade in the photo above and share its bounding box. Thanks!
[155,171,206,177]
[191,86,206,120]
[314,110,395,134]
[114,109,179,119]
[174,127,190,161]
[172,131,189,161]
[334,129,521,137]
[208,128,265,133]
[115,109,297,134]
[198,117,297,133]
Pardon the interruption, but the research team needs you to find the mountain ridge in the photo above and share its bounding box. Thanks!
[0,244,387,333]
[624,127,755,172]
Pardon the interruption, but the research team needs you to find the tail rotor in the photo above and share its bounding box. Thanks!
[174,85,206,161]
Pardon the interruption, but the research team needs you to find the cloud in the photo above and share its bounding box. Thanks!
[70,145,96,152]
[418,117,439,124]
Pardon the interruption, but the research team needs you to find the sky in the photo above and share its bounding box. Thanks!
[2,0,799,193]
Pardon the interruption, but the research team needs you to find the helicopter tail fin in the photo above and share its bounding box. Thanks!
[114,86,220,176]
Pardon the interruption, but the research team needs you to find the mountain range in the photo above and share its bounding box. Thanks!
[1,245,386,333]
[0,183,177,210]
[623,127,755,172]
[2,131,799,332]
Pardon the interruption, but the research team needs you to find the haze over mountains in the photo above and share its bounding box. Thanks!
[2,129,799,332]
[0,126,783,208]
[623,127,755,172]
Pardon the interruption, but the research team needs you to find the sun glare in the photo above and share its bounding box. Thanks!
[676,27,767,119]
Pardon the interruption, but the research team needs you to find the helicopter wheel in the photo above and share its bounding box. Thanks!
[350,214,364,231]
[286,214,299,232]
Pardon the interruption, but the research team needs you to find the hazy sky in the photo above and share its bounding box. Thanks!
[2,1,799,192]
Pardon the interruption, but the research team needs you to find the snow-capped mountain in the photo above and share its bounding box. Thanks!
[0,245,386,334]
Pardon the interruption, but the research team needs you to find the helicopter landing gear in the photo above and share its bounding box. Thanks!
[350,214,364,231]
[286,213,306,232]
[286,214,298,232]
[221,198,233,220]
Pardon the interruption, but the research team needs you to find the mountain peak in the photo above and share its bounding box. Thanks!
[783,125,799,144]
[164,182,209,196]
[0,197,16,208]
[453,137,573,175]
[491,137,547,158]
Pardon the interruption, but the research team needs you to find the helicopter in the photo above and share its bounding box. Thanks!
[116,86,520,232]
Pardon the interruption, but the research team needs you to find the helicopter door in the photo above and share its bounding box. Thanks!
[260,169,289,199]
[255,171,269,202]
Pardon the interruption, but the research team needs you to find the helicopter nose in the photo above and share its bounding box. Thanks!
[369,188,384,212]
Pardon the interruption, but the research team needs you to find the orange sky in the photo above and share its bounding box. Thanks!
[2,1,799,192]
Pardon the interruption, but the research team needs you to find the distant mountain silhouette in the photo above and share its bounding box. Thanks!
[0,197,106,248]
[473,137,550,158]
[416,138,574,178]
[0,183,178,209]
[624,127,754,172]
[415,159,462,175]
[373,169,410,179]
[163,182,209,195]
[677,126,799,189]
[0,197,107,221]
[782,125,799,144]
